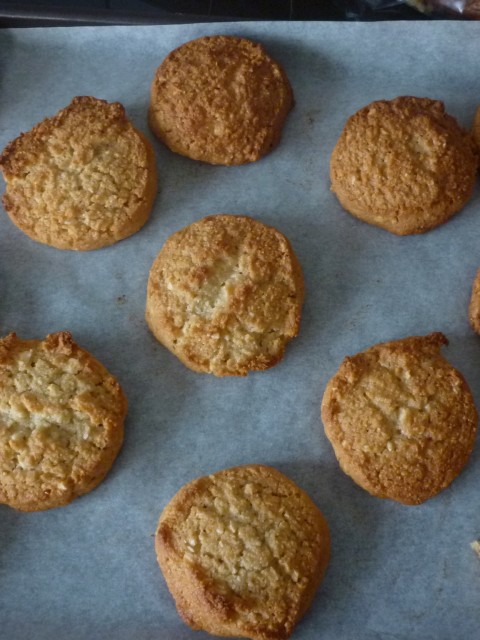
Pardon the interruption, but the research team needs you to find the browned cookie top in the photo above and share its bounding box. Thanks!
[0,96,157,250]
[145,214,304,376]
[322,333,478,505]
[149,35,293,165]
[330,97,477,235]
[156,464,330,640]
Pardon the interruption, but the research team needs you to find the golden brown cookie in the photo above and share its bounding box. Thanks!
[469,268,480,333]
[0,332,127,511]
[330,97,477,235]
[473,106,480,152]
[0,96,157,250]
[145,214,304,376]
[155,464,330,640]
[321,333,478,505]
[149,35,293,165]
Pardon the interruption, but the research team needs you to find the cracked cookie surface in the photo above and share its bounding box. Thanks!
[149,35,293,165]
[0,332,127,511]
[321,333,478,505]
[0,96,157,250]
[155,464,330,640]
[330,96,477,235]
[145,214,304,376]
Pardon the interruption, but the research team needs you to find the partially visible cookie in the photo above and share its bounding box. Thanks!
[0,96,157,250]
[155,464,330,640]
[473,106,480,153]
[149,35,293,165]
[321,333,478,505]
[0,332,127,511]
[471,540,480,558]
[145,214,304,376]
[330,96,477,235]
[469,268,480,334]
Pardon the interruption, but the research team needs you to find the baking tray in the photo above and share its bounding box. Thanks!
[0,22,479,640]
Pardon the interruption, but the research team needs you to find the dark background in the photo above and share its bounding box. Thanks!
[0,0,433,27]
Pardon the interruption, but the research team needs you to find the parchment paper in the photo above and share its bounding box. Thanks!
[0,22,479,640]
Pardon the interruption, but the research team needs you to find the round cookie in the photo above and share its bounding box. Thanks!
[469,267,480,333]
[155,464,330,640]
[321,333,478,505]
[0,96,157,250]
[148,35,293,165]
[145,214,304,376]
[330,96,477,235]
[0,332,127,511]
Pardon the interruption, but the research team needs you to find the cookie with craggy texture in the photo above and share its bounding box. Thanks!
[0,332,126,511]
[145,214,304,376]
[155,464,330,640]
[149,35,293,165]
[321,333,477,505]
[0,96,157,250]
[330,97,477,235]
[469,268,480,334]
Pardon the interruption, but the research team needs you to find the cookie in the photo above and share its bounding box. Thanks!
[149,35,293,165]
[321,333,478,505]
[330,97,477,235]
[473,105,480,152]
[155,464,330,640]
[469,268,480,334]
[0,96,157,250]
[0,332,127,511]
[145,214,304,376]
